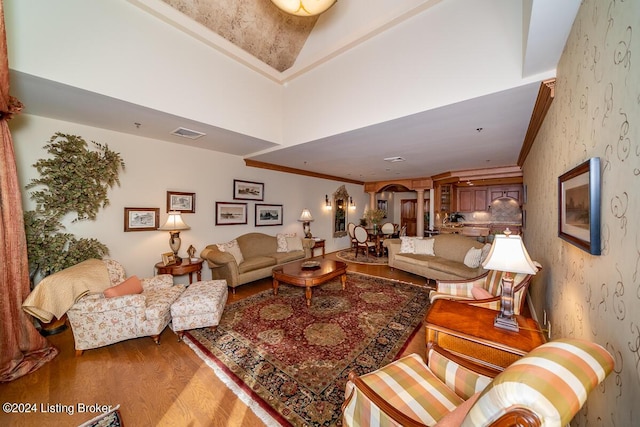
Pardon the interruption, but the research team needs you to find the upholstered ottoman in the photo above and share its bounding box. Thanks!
[170,279,228,340]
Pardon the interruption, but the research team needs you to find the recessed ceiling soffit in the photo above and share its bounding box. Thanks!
[161,0,317,72]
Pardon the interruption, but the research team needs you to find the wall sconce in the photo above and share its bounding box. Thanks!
[298,209,314,238]
[325,194,332,209]
[349,197,356,210]
[158,211,191,261]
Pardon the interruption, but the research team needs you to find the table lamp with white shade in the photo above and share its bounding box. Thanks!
[158,211,191,261]
[298,209,314,238]
[481,229,537,332]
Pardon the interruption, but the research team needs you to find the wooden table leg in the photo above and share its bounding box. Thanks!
[340,273,347,290]
[305,287,312,307]
[196,270,202,281]
[273,278,279,295]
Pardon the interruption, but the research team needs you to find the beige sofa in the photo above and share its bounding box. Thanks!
[383,233,488,281]
[200,232,314,292]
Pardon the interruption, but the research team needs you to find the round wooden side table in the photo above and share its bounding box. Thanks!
[155,258,203,284]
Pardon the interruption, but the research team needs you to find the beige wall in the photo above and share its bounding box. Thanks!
[10,114,366,285]
[523,0,639,424]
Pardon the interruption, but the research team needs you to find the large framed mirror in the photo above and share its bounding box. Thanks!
[333,185,349,238]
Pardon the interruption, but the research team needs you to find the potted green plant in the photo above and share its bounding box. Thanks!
[24,133,125,287]
[364,208,387,232]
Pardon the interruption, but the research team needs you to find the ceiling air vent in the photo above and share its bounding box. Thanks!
[171,127,206,140]
[383,156,405,163]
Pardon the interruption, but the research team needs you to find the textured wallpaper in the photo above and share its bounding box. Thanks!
[523,0,639,424]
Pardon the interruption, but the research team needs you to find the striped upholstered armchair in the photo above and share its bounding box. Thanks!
[342,339,614,426]
[429,266,540,315]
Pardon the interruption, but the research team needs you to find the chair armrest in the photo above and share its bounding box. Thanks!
[141,274,174,291]
[427,342,501,380]
[344,372,429,427]
[201,245,236,267]
[70,293,145,313]
[429,291,475,303]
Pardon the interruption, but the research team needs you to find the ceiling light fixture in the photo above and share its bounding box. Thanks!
[383,156,405,163]
[270,0,337,17]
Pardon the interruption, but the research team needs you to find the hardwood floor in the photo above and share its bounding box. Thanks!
[0,252,429,427]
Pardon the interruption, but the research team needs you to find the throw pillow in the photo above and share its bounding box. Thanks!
[277,233,296,252]
[399,236,418,254]
[471,286,494,299]
[286,236,303,252]
[463,247,483,268]
[103,276,143,298]
[480,243,492,264]
[413,238,435,255]
[217,239,245,264]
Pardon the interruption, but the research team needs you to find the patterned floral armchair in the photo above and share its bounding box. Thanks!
[343,339,614,426]
[429,266,540,315]
[67,259,185,356]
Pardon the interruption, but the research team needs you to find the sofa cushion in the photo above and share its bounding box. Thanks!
[286,236,303,252]
[396,253,432,266]
[271,251,305,264]
[400,236,419,253]
[414,238,435,255]
[463,247,483,268]
[217,239,244,264]
[433,234,485,263]
[103,275,143,298]
[237,233,277,259]
[276,233,296,252]
[428,257,482,278]
[238,256,277,274]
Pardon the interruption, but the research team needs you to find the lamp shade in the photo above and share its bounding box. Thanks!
[270,0,336,16]
[482,233,537,274]
[298,209,314,222]
[158,211,191,232]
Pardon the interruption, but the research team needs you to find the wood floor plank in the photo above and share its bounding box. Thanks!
[0,252,429,426]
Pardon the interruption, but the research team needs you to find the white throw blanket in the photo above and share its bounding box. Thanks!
[22,259,111,323]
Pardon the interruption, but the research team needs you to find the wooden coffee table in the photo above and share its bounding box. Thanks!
[272,259,347,307]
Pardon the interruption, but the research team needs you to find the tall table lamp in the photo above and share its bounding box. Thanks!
[298,209,314,238]
[158,211,191,261]
[481,229,537,332]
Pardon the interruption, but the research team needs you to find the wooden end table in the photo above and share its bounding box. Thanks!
[425,299,546,371]
[311,239,326,258]
[155,257,203,284]
[272,259,347,307]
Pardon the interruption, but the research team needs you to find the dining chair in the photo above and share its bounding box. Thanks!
[347,222,358,252]
[354,225,376,258]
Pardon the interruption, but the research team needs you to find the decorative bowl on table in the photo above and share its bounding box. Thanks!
[301,260,321,269]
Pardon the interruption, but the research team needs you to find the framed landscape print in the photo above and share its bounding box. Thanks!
[124,207,159,232]
[233,179,264,201]
[167,191,195,213]
[215,202,248,225]
[558,157,601,255]
[255,204,283,226]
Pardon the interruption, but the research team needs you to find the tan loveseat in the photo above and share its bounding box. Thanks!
[383,233,488,281]
[200,232,314,292]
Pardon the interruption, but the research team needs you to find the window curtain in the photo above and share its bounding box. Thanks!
[0,0,58,382]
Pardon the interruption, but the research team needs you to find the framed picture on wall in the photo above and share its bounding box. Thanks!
[377,200,388,217]
[124,207,160,232]
[233,180,264,201]
[215,202,248,225]
[167,191,195,213]
[558,157,601,255]
[255,204,283,226]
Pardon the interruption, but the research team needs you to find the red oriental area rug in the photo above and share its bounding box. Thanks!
[183,272,431,427]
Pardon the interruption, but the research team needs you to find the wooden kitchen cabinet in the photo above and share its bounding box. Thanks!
[458,187,488,212]
[436,184,455,212]
[488,185,523,204]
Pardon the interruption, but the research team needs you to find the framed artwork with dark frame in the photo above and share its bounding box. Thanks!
[124,207,160,232]
[215,202,248,225]
[255,204,283,226]
[167,191,196,213]
[558,157,601,255]
[233,179,264,201]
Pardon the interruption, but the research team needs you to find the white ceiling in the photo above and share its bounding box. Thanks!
[9,0,581,183]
